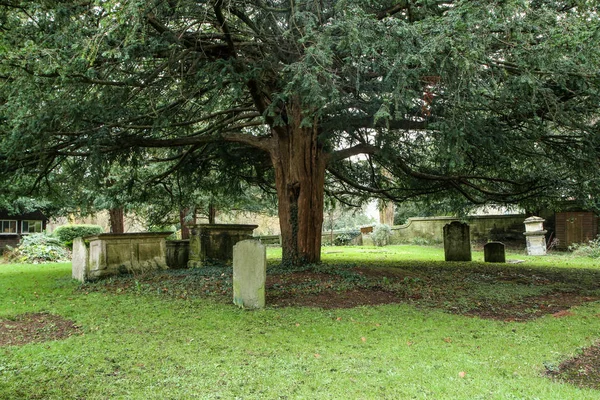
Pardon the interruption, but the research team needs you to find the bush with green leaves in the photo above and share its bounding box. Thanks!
[52,224,103,247]
[333,230,360,246]
[569,236,600,258]
[4,233,70,263]
[372,224,392,247]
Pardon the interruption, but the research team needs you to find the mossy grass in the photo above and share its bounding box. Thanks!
[1,246,599,399]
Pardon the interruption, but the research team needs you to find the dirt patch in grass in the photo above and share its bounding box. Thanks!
[547,343,600,390]
[0,313,81,347]
[463,293,600,322]
[269,288,401,308]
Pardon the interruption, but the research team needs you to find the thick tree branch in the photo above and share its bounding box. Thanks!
[376,1,409,20]
[330,143,377,162]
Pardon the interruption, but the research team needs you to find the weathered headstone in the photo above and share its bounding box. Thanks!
[524,216,547,256]
[72,237,89,282]
[484,242,506,263]
[443,221,472,262]
[233,240,266,309]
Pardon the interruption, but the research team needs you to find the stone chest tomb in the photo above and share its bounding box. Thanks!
[188,224,258,267]
[72,232,172,282]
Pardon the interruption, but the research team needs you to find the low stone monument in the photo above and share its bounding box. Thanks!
[188,224,258,267]
[524,216,547,256]
[72,232,172,282]
[233,240,266,309]
[484,242,506,263]
[166,240,189,269]
[443,221,472,262]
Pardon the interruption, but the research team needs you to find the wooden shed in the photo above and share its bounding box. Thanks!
[554,211,599,249]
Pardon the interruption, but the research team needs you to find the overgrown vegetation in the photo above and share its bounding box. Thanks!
[570,236,600,259]
[333,230,360,246]
[4,233,70,263]
[371,224,392,246]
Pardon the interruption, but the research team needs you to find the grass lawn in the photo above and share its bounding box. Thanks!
[1,245,599,399]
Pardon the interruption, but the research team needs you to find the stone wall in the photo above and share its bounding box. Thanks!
[257,230,362,247]
[389,215,527,245]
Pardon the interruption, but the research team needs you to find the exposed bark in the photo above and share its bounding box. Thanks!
[108,207,125,233]
[268,104,327,265]
[179,208,195,240]
[208,203,217,224]
[379,200,395,226]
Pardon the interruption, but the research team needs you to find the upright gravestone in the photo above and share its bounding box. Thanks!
[72,237,89,282]
[443,221,472,262]
[233,240,266,309]
[484,242,506,263]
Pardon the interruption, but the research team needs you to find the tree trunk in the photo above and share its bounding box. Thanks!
[379,200,395,226]
[109,207,125,233]
[269,108,326,266]
[208,203,217,224]
[179,208,195,240]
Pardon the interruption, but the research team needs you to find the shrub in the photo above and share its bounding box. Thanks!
[333,230,360,246]
[410,237,432,246]
[4,233,70,263]
[372,224,392,246]
[569,236,600,258]
[52,224,103,247]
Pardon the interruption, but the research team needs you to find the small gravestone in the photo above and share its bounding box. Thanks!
[72,237,88,282]
[233,240,266,309]
[484,242,506,263]
[443,221,472,262]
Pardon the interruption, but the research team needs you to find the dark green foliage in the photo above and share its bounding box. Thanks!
[393,201,439,225]
[52,224,103,247]
[1,1,599,263]
[4,233,69,263]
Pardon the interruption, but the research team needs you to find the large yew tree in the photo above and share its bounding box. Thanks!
[1,1,599,265]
